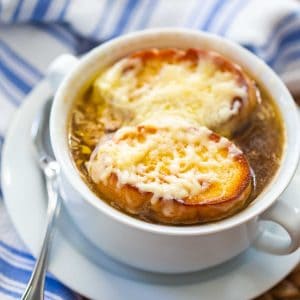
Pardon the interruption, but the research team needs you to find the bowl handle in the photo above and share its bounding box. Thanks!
[253,200,300,255]
[47,54,79,91]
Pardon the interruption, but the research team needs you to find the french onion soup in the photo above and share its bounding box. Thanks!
[68,48,284,225]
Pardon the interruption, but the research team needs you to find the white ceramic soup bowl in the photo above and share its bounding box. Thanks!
[50,29,300,274]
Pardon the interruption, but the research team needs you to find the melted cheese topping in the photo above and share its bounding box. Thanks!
[87,119,243,201]
[93,54,247,128]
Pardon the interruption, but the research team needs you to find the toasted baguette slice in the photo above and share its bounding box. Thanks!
[93,48,260,137]
[86,119,252,224]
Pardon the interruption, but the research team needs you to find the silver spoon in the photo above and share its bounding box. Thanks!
[22,98,61,300]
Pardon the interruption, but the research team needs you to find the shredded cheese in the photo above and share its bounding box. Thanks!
[94,55,247,128]
[87,119,243,201]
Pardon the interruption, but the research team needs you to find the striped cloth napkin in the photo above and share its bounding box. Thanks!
[1,0,300,299]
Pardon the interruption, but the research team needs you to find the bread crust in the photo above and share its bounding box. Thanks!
[95,172,251,225]
[90,125,252,225]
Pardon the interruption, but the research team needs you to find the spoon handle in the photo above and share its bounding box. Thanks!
[22,160,60,300]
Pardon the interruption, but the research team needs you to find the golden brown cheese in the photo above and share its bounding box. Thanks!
[93,48,259,137]
[86,118,252,224]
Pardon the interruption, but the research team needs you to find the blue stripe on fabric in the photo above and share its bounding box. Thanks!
[112,0,140,36]
[240,13,300,67]
[58,0,71,20]
[0,135,3,198]
[92,0,115,38]
[0,258,74,298]
[274,49,300,72]
[201,0,228,31]
[241,12,298,63]
[0,78,20,106]
[218,0,249,35]
[31,0,52,20]
[0,286,20,299]
[237,13,299,66]
[242,44,258,55]
[0,241,34,260]
[283,50,300,64]
[36,24,76,49]
[137,0,158,29]
[261,11,300,50]
[51,24,77,46]
[11,0,24,22]
[0,41,42,79]
[0,135,3,155]
[0,257,30,282]
[267,29,300,65]
[0,60,31,93]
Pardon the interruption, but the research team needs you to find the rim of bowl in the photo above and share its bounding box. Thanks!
[50,28,300,236]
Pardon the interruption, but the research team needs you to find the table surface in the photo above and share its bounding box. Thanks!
[256,264,300,300]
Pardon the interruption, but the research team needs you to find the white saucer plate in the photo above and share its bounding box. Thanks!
[2,80,300,300]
